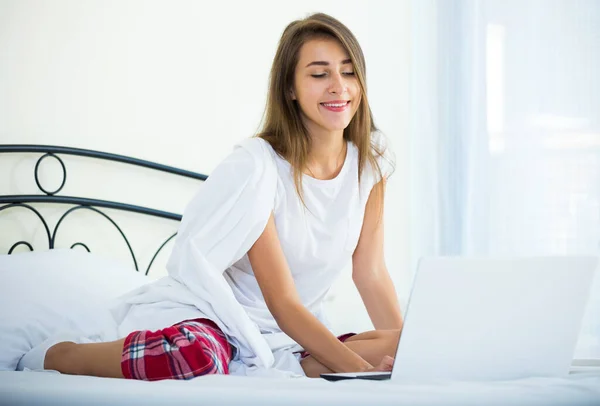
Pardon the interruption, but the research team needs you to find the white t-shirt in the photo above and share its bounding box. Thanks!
[224,137,383,334]
[112,132,393,373]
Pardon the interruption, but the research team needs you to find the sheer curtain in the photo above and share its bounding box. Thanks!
[410,0,600,359]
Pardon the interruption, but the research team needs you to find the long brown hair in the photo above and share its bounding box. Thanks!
[257,12,393,214]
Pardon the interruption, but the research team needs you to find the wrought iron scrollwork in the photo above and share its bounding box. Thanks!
[34,153,67,196]
[0,203,53,250]
[8,241,34,254]
[70,242,91,252]
[53,205,139,271]
[145,233,177,276]
[0,145,207,274]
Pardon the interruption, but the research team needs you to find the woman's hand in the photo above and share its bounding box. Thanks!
[365,355,394,372]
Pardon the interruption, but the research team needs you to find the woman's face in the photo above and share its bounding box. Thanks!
[291,38,361,136]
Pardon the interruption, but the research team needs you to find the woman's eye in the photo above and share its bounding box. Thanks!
[311,72,355,78]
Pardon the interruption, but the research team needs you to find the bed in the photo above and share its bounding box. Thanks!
[1,144,599,406]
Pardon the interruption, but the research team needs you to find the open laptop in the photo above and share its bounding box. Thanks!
[321,256,599,382]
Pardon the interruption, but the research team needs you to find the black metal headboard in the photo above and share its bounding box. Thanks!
[0,145,208,275]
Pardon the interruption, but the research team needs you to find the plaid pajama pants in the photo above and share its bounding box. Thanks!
[121,318,234,381]
[120,317,357,381]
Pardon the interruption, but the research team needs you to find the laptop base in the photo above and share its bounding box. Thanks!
[320,372,391,381]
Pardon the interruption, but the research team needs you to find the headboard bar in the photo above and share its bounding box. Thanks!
[0,195,182,221]
[0,144,208,181]
[1,144,207,274]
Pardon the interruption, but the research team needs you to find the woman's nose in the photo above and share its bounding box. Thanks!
[328,74,347,94]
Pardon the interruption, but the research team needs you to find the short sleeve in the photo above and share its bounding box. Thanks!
[168,138,278,278]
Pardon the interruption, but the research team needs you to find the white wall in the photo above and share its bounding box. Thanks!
[0,0,411,334]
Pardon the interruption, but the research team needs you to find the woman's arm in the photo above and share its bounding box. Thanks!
[352,180,404,330]
[247,214,372,373]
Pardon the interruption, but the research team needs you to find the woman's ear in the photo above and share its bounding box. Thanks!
[290,88,296,100]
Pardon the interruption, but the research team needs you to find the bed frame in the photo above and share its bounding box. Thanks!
[0,145,207,275]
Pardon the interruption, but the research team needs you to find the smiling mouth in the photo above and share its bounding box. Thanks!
[320,101,350,108]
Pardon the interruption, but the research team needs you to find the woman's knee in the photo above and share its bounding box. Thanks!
[346,329,401,357]
[347,329,400,343]
[383,329,401,356]
[370,330,400,357]
[45,339,125,378]
[44,341,76,371]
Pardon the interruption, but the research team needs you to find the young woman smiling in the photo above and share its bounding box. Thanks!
[25,12,403,380]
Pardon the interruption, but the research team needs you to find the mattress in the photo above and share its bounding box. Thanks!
[1,369,600,406]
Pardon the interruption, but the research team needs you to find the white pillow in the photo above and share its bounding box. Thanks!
[0,249,150,371]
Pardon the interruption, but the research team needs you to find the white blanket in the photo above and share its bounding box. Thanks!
[18,138,304,377]
[112,138,306,376]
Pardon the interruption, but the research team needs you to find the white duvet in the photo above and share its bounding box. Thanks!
[11,138,306,377]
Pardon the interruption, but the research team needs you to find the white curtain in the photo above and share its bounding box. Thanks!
[410,0,600,359]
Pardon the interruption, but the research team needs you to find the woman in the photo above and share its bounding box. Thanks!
[27,12,403,380]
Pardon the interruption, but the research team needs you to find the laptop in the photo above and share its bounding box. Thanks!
[321,256,599,382]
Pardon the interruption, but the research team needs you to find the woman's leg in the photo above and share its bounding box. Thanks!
[45,339,125,378]
[43,318,233,381]
[300,329,401,378]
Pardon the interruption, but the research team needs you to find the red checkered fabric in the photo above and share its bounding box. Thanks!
[297,332,357,360]
[121,318,234,381]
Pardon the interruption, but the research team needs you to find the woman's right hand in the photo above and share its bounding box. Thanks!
[366,355,394,372]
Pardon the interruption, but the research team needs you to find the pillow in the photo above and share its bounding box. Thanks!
[0,249,150,371]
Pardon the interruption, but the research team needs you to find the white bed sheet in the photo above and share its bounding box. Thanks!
[1,370,599,406]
